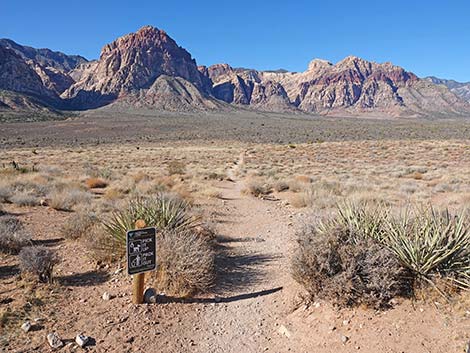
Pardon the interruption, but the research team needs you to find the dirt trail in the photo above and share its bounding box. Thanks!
[190,154,302,352]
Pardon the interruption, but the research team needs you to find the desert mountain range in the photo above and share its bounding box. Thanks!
[1,25,469,118]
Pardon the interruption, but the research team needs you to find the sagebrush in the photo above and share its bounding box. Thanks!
[19,246,59,283]
[0,216,32,253]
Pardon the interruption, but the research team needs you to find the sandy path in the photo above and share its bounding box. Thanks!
[185,156,301,352]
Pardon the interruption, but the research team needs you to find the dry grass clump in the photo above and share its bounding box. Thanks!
[243,179,272,197]
[292,222,410,308]
[155,229,215,296]
[85,177,108,189]
[0,216,32,253]
[48,188,92,211]
[295,175,313,184]
[273,180,289,192]
[61,212,98,240]
[287,179,304,193]
[290,189,315,208]
[9,191,39,207]
[19,246,59,283]
[167,161,186,176]
[0,183,12,202]
[199,186,222,199]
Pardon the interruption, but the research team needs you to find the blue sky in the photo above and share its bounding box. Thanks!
[1,0,469,81]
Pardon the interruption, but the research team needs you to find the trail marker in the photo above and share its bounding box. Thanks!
[127,221,156,304]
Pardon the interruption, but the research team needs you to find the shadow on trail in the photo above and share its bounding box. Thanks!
[213,240,279,294]
[0,264,19,280]
[33,238,64,247]
[58,270,110,287]
[160,287,283,304]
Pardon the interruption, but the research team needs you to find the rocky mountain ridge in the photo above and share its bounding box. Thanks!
[425,76,470,103]
[1,26,469,118]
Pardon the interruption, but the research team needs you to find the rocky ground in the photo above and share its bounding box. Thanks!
[1,152,469,352]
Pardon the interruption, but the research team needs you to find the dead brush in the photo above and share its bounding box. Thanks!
[47,188,92,211]
[19,246,59,283]
[243,179,272,197]
[167,161,186,176]
[61,212,98,240]
[0,216,32,253]
[85,177,108,189]
[292,222,411,308]
[154,229,215,296]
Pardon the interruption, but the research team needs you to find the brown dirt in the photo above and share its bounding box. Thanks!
[2,153,469,352]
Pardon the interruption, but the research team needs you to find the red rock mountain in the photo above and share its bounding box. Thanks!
[1,25,469,117]
[206,57,469,116]
[0,46,58,100]
[63,26,213,109]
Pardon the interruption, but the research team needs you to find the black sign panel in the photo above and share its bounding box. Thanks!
[126,227,157,275]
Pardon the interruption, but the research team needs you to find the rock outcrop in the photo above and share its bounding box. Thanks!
[200,64,293,111]
[0,46,58,102]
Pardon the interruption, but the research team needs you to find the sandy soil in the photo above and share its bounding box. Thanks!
[2,154,469,352]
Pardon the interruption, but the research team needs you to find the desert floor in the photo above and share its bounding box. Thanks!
[1,111,470,352]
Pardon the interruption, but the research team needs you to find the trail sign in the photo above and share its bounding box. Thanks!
[126,227,157,275]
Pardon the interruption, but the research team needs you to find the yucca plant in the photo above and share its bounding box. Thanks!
[101,193,199,256]
[384,207,470,290]
[317,201,388,243]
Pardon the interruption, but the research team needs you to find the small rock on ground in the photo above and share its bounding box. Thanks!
[47,332,63,349]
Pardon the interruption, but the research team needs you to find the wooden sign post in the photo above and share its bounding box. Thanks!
[127,220,157,304]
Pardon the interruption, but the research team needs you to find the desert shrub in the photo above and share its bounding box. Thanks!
[167,161,186,176]
[244,179,271,197]
[290,189,315,208]
[287,179,304,193]
[134,179,167,196]
[274,180,289,192]
[9,191,39,206]
[294,202,470,306]
[85,178,108,189]
[155,229,215,296]
[83,164,113,180]
[19,246,59,283]
[295,175,312,184]
[0,216,32,253]
[102,193,198,255]
[200,187,222,199]
[0,184,12,202]
[292,222,411,308]
[207,172,226,180]
[61,212,98,240]
[48,189,92,211]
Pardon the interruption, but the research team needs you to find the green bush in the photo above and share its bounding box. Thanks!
[384,208,470,290]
